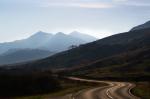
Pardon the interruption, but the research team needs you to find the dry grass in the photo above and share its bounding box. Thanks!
[132,82,150,99]
[14,78,106,99]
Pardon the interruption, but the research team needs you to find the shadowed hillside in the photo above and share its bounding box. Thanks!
[64,46,150,81]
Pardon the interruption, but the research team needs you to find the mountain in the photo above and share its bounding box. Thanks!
[0,21,150,81]
[0,31,97,65]
[41,32,86,52]
[0,31,52,54]
[0,49,54,65]
[69,31,97,42]
[0,31,96,54]
[3,22,149,71]
[130,21,150,31]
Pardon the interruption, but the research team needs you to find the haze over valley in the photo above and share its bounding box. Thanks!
[0,31,97,65]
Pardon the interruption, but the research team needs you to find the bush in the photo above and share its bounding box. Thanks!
[0,71,60,97]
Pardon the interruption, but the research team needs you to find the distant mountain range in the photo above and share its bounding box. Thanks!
[3,20,150,80]
[40,32,88,52]
[69,31,97,42]
[0,31,97,65]
[0,31,97,54]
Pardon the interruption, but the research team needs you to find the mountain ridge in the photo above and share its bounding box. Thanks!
[3,24,150,72]
[0,31,97,54]
[69,31,97,42]
[130,21,150,31]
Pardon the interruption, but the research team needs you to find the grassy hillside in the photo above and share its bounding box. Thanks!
[63,47,150,81]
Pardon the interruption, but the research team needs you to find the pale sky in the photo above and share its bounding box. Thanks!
[0,0,150,42]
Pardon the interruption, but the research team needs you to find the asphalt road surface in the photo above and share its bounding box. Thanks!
[52,77,140,99]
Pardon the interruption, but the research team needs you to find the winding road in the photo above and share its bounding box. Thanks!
[53,77,140,99]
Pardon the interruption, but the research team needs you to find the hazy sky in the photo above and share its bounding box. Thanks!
[0,0,150,42]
